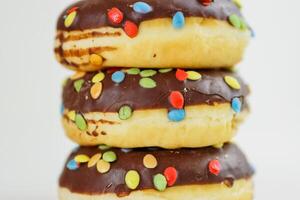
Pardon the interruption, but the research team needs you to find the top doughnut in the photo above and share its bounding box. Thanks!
[55,0,251,71]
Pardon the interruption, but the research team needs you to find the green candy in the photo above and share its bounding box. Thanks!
[140,70,157,77]
[228,14,241,29]
[98,144,111,150]
[75,114,87,131]
[125,170,140,190]
[126,68,140,75]
[92,72,105,83]
[158,68,172,73]
[102,151,117,162]
[139,78,156,89]
[118,105,133,120]
[74,79,84,93]
[153,174,167,191]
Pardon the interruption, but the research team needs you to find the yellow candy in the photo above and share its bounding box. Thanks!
[74,154,90,163]
[67,110,76,121]
[233,0,242,8]
[92,72,105,83]
[90,82,103,99]
[143,154,158,169]
[88,153,102,168]
[125,170,140,190]
[187,71,202,81]
[213,143,224,149]
[90,54,103,66]
[96,159,110,173]
[224,76,241,90]
[71,71,86,80]
[64,11,77,28]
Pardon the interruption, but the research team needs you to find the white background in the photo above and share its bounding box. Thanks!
[0,0,299,199]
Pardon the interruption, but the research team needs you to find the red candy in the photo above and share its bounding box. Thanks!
[67,6,79,14]
[107,7,124,24]
[200,0,213,6]
[169,91,184,109]
[208,159,221,176]
[175,69,188,81]
[124,21,138,38]
[164,167,178,186]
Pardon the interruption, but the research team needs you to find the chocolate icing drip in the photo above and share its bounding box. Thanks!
[59,143,254,195]
[57,0,243,31]
[63,69,249,113]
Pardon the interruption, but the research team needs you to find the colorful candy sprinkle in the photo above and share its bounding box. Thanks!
[90,54,103,66]
[74,79,84,93]
[140,69,157,77]
[172,11,185,29]
[153,174,167,191]
[75,113,87,131]
[169,91,184,109]
[92,72,105,83]
[133,2,153,14]
[224,76,241,90]
[90,82,103,99]
[64,11,77,28]
[60,104,64,115]
[233,0,242,8]
[111,71,125,83]
[228,14,246,30]
[71,71,86,80]
[231,97,242,113]
[99,144,111,150]
[175,69,188,81]
[228,14,241,29]
[126,68,140,75]
[164,167,178,186]
[187,71,202,81]
[67,159,79,170]
[103,151,117,163]
[118,105,133,120]
[67,6,79,14]
[159,68,172,73]
[67,110,76,121]
[74,154,90,163]
[88,153,102,168]
[208,159,221,176]
[124,21,138,38]
[96,159,111,173]
[139,78,157,88]
[125,170,140,190]
[213,143,224,149]
[200,0,213,6]
[121,148,133,153]
[168,109,186,122]
[107,7,124,24]
[143,154,158,169]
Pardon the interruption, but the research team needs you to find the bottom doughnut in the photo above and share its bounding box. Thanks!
[59,179,253,200]
[59,144,254,200]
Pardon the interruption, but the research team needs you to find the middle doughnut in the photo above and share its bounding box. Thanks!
[62,68,249,148]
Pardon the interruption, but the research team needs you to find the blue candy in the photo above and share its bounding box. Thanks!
[67,159,79,170]
[172,11,185,29]
[60,104,64,115]
[121,148,133,153]
[111,71,125,83]
[168,109,186,122]
[231,97,242,113]
[133,2,153,14]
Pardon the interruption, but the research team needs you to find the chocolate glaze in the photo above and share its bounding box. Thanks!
[57,0,243,31]
[63,69,249,113]
[59,143,254,196]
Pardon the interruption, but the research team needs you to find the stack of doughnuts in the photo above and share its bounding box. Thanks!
[55,0,254,199]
